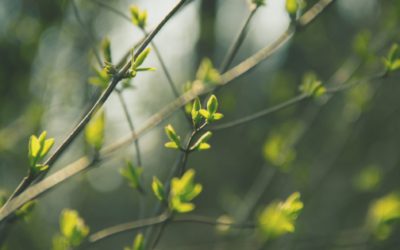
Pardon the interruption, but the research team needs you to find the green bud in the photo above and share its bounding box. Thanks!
[192,98,202,126]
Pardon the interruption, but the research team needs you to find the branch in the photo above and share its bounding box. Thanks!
[0,0,335,223]
[0,0,189,224]
[81,214,255,249]
[70,0,102,66]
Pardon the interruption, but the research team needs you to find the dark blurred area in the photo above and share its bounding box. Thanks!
[1,0,400,249]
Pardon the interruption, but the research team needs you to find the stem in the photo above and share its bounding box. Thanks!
[81,214,255,249]
[117,91,142,167]
[180,123,207,176]
[203,5,259,108]
[0,0,336,226]
[70,0,102,66]
[151,220,168,250]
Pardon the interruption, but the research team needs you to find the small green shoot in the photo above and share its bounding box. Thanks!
[258,192,303,242]
[120,159,143,191]
[382,44,400,73]
[59,209,89,247]
[165,124,181,150]
[299,72,325,98]
[152,176,167,203]
[28,131,55,176]
[199,95,224,124]
[130,5,147,29]
[85,109,105,152]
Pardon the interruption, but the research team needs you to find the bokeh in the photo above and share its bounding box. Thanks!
[1,0,400,249]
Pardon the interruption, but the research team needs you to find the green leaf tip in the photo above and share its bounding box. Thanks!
[120,159,142,190]
[102,38,112,63]
[383,43,400,73]
[258,192,303,241]
[59,209,89,247]
[192,97,202,127]
[130,5,147,29]
[85,109,105,151]
[169,169,202,213]
[299,72,325,98]
[152,176,166,202]
[165,124,181,150]
[133,233,144,250]
[196,58,221,84]
[199,95,224,124]
[191,131,212,151]
[366,192,400,240]
[28,131,55,175]
[15,200,37,222]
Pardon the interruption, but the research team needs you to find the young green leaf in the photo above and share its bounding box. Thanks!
[165,124,181,148]
[133,233,144,250]
[60,209,90,246]
[103,61,117,76]
[119,159,142,189]
[211,113,224,121]
[85,110,105,151]
[382,44,400,73]
[28,131,55,174]
[192,97,202,126]
[258,192,303,241]
[152,176,166,202]
[286,0,300,19]
[191,132,212,151]
[130,5,147,28]
[134,47,151,69]
[169,169,202,213]
[135,67,156,71]
[207,95,218,115]
[199,109,210,119]
[15,200,37,222]
[165,141,179,149]
[102,38,112,63]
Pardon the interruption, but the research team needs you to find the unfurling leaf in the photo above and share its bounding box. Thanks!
[258,192,303,242]
[169,169,202,213]
[28,131,55,175]
[102,38,112,63]
[191,132,212,151]
[59,209,90,246]
[134,47,151,69]
[366,192,400,240]
[130,5,147,28]
[152,176,166,202]
[192,97,202,127]
[299,72,325,98]
[85,109,105,151]
[120,159,142,190]
[15,200,37,222]
[165,124,181,149]
[382,44,400,73]
[286,0,298,18]
[196,58,221,84]
[133,233,144,250]
[207,95,218,115]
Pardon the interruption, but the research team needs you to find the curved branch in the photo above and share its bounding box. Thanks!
[81,214,256,249]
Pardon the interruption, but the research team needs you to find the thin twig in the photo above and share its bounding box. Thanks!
[0,0,189,224]
[81,214,256,249]
[70,0,102,66]
[0,0,336,224]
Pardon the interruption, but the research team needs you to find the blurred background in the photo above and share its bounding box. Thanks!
[1,0,400,249]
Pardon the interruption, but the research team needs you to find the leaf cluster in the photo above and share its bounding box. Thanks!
[28,131,55,176]
[152,169,202,213]
[258,192,303,241]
